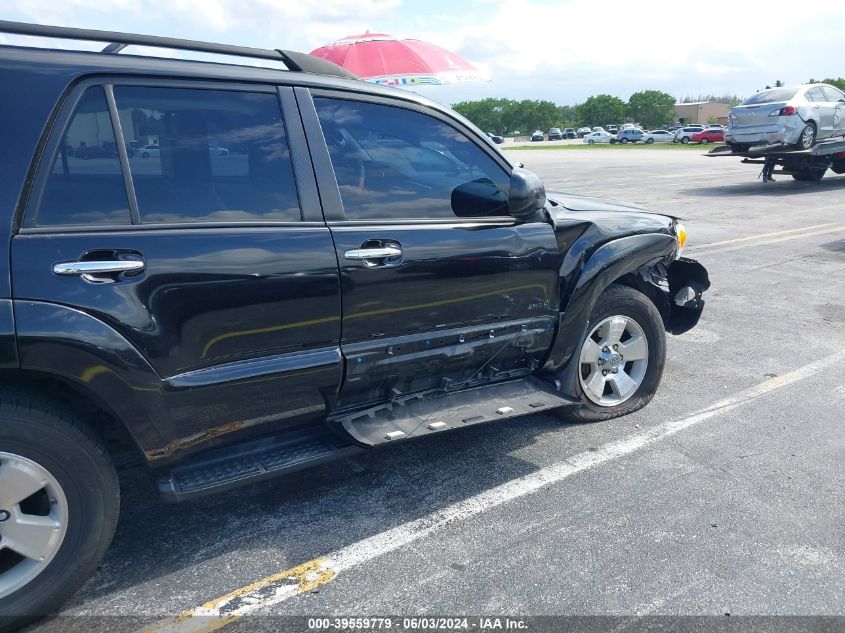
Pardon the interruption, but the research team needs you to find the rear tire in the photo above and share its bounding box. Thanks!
[791,167,826,182]
[699,138,709,144]
[795,122,817,150]
[588,140,595,145]
[681,136,690,144]
[646,138,654,144]
[560,285,666,423]
[0,391,119,632]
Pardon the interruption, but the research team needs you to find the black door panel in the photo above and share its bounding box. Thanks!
[12,81,343,459]
[13,229,341,376]
[304,94,561,410]
[330,221,560,408]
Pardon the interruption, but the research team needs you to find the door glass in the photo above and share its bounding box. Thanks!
[27,86,131,228]
[822,86,845,102]
[806,87,826,103]
[114,87,300,223]
[314,98,510,220]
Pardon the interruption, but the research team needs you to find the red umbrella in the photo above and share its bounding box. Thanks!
[310,33,487,87]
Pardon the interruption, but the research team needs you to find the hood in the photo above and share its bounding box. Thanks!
[546,190,676,241]
[548,191,648,213]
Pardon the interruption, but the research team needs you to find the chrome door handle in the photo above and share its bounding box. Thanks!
[344,247,402,260]
[53,260,145,278]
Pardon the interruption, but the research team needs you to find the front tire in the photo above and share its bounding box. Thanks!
[681,136,690,144]
[564,285,666,423]
[588,139,595,145]
[0,392,119,632]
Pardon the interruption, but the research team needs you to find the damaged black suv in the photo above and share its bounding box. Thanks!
[0,21,709,629]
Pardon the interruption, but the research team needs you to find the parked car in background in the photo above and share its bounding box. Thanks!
[577,126,592,137]
[606,124,619,134]
[531,130,544,142]
[642,130,675,144]
[138,143,160,158]
[583,130,612,144]
[692,129,724,144]
[725,84,845,152]
[548,127,563,140]
[209,145,230,155]
[673,125,705,144]
[486,132,504,144]
[563,128,577,139]
[614,128,645,144]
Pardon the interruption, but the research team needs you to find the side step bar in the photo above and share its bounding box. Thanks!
[329,376,579,447]
[158,430,361,502]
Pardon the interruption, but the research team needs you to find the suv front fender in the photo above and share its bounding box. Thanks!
[542,232,678,376]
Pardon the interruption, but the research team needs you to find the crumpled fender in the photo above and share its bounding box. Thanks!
[542,232,678,376]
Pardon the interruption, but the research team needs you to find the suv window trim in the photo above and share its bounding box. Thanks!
[298,87,514,225]
[21,76,321,232]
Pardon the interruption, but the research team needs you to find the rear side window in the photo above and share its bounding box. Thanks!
[822,86,845,102]
[28,87,131,227]
[314,98,509,221]
[806,87,826,103]
[114,87,300,223]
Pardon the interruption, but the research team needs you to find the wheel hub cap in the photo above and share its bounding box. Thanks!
[579,315,650,407]
[0,452,68,600]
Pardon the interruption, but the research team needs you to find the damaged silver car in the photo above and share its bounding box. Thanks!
[725,84,845,152]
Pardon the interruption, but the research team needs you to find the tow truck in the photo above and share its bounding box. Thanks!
[707,138,845,182]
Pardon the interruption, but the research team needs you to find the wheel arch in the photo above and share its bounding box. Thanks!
[13,300,165,462]
[0,369,144,465]
[542,234,709,398]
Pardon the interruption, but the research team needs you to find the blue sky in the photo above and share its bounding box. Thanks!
[2,0,844,107]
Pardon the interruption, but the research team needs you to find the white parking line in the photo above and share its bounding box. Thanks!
[139,348,845,633]
[691,225,845,255]
[689,223,839,250]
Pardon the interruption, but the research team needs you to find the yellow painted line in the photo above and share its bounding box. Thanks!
[689,223,839,250]
[691,225,845,255]
[139,558,335,633]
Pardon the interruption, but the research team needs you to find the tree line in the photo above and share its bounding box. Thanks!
[453,90,683,135]
[453,78,845,136]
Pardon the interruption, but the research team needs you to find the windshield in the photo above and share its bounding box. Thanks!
[743,88,798,104]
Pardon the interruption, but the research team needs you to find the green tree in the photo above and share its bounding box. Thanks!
[809,77,845,91]
[452,97,508,134]
[576,95,626,127]
[626,90,676,128]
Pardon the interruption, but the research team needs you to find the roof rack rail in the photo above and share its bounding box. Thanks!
[0,19,357,79]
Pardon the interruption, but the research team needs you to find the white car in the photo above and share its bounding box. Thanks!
[138,144,160,158]
[577,127,592,137]
[642,130,675,144]
[583,130,612,144]
[673,125,705,144]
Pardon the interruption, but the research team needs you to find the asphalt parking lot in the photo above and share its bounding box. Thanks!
[29,149,845,632]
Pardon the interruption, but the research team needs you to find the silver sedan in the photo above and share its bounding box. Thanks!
[726,84,845,151]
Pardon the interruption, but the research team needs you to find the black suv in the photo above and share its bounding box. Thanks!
[0,21,710,628]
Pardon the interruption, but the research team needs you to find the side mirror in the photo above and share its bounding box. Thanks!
[509,167,546,220]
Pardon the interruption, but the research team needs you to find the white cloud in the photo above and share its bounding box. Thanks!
[3,0,845,105]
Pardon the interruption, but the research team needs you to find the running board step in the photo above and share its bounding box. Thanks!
[158,430,361,502]
[329,376,579,447]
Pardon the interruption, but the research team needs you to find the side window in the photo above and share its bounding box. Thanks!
[28,86,131,227]
[114,87,300,223]
[806,87,826,103]
[314,98,509,221]
[822,86,845,102]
